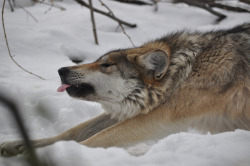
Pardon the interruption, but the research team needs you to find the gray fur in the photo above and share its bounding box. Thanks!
[140,50,169,80]
[75,114,118,141]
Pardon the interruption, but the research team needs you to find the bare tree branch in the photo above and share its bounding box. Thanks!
[89,0,99,45]
[174,0,226,22]
[99,0,135,47]
[74,0,137,28]
[239,0,250,5]
[173,0,250,22]
[111,0,153,5]
[2,0,45,80]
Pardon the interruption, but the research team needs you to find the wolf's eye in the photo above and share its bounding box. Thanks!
[101,63,114,68]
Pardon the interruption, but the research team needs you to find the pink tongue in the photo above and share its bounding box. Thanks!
[57,84,71,92]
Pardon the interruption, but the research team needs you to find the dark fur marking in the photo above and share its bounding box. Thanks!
[148,91,154,105]
[76,114,118,142]
[66,83,95,98]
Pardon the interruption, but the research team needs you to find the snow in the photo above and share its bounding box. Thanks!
[0,0,250,165]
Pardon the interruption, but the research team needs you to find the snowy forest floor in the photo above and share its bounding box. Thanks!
[0,0,250,166]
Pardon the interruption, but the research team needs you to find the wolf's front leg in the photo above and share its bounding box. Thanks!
[80,108,169,148]
[0,113,117,157]
[0,138,58,157]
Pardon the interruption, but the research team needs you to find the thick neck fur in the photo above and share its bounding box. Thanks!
[142,33,206,105]
[102,25,250,124]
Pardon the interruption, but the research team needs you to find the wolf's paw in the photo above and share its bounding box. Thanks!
[0,141,26,157]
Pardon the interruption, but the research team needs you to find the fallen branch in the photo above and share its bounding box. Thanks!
[209,3,250,13]
[203,3,226,22]
[173,0,250,22]
[239,0,250,5]
[2,0,45,80]
[74,0,137,28]
[89,0,99,45]
[174,0,226,22]
[99,0,135,47]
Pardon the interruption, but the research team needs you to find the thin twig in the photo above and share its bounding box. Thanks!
[99,0,135,47]
[99,0,115,17]
[74,0,136,28]
[44,5,53,14]
[89,0,99,45]
[38,0,66,11]
[2,0,45,80]
[20,6,39,22]
[152,0,160,12]
[7,0,14,12]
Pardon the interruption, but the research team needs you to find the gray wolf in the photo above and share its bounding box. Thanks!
[1,23,250,157]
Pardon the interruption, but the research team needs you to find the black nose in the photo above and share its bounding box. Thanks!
[58,67,70,77]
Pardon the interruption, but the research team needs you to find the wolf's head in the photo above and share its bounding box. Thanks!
[58,47,170,120]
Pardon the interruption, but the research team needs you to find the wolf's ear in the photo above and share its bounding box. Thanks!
[138,50,169,80]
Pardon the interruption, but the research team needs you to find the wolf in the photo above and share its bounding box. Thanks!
[1,23,250,157]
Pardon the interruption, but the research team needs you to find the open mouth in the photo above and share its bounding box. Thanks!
[57,82,95,98]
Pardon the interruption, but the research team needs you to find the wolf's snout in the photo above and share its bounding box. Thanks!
[58,67,70,78]
[57,67,71,92]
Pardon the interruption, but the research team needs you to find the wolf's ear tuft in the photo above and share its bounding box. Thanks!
[139,50,169,81]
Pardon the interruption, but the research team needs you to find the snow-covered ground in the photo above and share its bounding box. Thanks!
[0,0,250,165]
